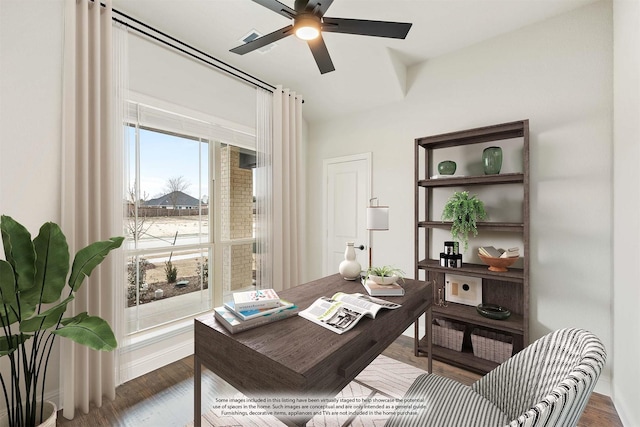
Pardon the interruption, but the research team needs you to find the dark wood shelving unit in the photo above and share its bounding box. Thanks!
[417,259,524,283]
[415,120,529,374]
[431,303,525,334]
[418,172,524,188]
[417,339,500,374]
[419,221,524,232]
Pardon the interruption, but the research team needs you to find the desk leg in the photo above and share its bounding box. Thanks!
[426,306,433,374]
[414,320,419,357]
[194,354,202,427]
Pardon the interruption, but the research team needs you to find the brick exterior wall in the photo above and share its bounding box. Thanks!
[221,147,254,291]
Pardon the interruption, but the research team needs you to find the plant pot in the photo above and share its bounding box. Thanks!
[369,274,399,286]
[0,401,56,427]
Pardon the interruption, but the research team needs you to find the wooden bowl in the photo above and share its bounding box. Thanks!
[478,254,519,272]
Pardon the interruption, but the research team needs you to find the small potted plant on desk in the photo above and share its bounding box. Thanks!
[0,215,123,427]
[441,191,487,253]
[364,265,405,286]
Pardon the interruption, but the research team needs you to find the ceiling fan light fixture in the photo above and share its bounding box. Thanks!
[294,17,320,40]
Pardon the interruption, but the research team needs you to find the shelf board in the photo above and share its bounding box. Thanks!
[418,259,524,283]
[432,302,525,334]
[418,173,524,188]
[416,340,499,374]
[416,120,526,149]
[418,221,523,232]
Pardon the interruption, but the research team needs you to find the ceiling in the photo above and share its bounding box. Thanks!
[112,0,595,124]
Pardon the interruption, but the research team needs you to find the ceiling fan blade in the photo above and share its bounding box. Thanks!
[230,25,294,55]
[251,0,297,19]
[322,17,412,39]
[307,35,335,74]
[304,0,334,16]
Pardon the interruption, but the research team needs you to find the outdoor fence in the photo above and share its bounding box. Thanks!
[129,207,209,217]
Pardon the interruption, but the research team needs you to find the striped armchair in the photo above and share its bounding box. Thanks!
[384,328,606,427]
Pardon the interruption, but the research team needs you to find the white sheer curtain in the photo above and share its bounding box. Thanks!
[256,86,305,291]
[60,0,122,419]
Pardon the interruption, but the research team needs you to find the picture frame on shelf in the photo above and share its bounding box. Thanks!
[445,273,482,306]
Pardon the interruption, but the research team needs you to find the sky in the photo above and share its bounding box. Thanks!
[127,127,208,201]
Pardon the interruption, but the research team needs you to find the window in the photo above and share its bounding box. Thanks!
[125,126,211,332]
[123,102,258,334]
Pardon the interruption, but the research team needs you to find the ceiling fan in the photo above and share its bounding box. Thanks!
[230,0,413,74]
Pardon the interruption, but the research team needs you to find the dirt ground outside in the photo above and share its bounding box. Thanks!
[127,216,209,307]
[127,256,208,307]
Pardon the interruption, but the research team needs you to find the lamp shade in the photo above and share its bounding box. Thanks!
[367,206,389,230]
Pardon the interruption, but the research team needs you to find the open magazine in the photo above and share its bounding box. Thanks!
[298,292,401,334]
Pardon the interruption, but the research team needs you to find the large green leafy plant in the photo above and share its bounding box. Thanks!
[0,215,123,426]
[441,191,487,252]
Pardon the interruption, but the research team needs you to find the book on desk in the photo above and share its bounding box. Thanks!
[361,278,405,296]
[232,288,280,311]
[298,292,401,334]
[214,302,298,334]
[224,299,295,320]
[214,288,298,333]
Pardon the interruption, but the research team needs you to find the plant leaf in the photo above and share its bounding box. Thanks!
[0,260,16,305]
[0,260,20,327]
[0,215,36,292]
[68,237,124,291]
[30,222,70,304]
[54,313,117,351]
[19,295,74,333]
[0,334,30,357]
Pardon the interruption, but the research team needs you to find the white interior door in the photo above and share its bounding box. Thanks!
[323,153,371,276]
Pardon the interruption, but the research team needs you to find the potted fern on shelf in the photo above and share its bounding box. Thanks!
[441,191,487,252]
[0,215,123,427]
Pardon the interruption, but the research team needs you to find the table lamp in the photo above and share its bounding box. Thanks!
[366,197,389,267]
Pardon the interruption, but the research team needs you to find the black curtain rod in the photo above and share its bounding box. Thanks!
[108,6,280,94]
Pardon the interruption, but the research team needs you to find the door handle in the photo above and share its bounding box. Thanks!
[356,244,366,251]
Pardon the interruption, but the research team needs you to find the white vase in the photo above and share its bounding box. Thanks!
[338,242,361,280]
[0,401,56,427]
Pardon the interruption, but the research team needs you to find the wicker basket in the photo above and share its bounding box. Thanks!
[432,318,465,351]
[471,328,513,363]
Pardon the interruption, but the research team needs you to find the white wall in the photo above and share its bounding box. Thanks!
[127,31,256,129]
[613,0,640,425]
[0,0,65,410]
[0,0,64,230]
[306,0,614,395]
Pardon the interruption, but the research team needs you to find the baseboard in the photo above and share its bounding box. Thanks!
[118,322,194,384]
[613,384,638,427]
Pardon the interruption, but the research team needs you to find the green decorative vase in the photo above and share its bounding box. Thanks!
[438,160,456,175]
[482,146,502,175]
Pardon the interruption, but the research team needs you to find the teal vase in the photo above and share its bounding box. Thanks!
[438,160,456,175]
[482,146,502,175]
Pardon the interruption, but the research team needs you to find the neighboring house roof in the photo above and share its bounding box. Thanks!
[145,191,200,207]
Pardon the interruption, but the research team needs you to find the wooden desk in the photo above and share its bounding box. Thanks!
[194,274,432,427]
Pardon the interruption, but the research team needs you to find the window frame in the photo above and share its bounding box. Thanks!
[122,95,257,335]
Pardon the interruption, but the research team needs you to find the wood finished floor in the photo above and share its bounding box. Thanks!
[56,335,622,427]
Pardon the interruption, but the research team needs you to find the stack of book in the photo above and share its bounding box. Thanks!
[361,278,405,296]
[213,288,297,334]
